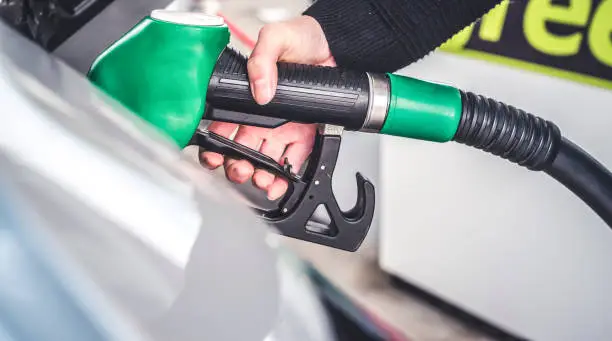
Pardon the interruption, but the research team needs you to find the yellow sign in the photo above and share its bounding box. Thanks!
[440,0,612,90]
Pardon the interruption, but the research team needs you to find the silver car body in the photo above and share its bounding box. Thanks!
[0,19,335,341]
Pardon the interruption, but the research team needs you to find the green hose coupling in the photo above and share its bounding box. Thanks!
[88,10,230,148]
[380,73,462,142]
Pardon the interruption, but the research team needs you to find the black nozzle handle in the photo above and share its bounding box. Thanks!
[206,48,371,130]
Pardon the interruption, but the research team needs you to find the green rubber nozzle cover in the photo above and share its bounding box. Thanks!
[87,15,230,148]
[380,73,462,142]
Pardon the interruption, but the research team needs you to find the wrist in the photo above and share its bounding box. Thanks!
[300,15,333,61]
[302,0,404,72]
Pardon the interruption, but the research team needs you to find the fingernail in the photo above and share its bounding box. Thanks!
[254,79,272,104]
[202,157,214,169]
[231,166,248,182]
[233,166,245,176]
[267,187,284,201]
[250,81,257,100]
[201,154,220,169]
[254,173,274,189]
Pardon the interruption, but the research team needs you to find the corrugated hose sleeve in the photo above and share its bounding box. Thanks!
[453,90,612,229]
[304,0,504,72]
[453,91,561,171]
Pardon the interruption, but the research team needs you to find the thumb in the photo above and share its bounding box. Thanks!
[247,25,289,105]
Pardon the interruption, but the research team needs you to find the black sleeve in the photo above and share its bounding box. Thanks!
[303,0,505,72]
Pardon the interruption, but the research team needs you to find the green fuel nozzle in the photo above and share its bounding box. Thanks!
[88,9,463,147]
[87,10,612,251]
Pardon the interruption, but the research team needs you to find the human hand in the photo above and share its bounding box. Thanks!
[201,15,335,200]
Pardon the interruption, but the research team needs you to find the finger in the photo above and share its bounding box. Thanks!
[267,142,312,200]
[225,126,264,183]
[253,139,286,190]
[200,121,238,169]
[247,25,289,105]
[282,142,313,174]
[267,178,289,201]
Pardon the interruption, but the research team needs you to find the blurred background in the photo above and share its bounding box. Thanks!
[1,0,611,340]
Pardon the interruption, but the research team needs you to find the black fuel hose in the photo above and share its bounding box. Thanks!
[547,139,612,226]
[454,91,612,228]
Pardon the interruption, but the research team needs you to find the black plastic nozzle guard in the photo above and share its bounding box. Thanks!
[190,108,375,252]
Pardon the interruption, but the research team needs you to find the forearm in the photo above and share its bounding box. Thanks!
[304,0,504,72]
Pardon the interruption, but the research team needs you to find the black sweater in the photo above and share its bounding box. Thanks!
[303,0,505,72]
